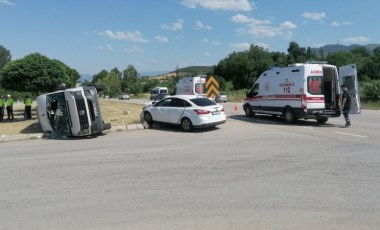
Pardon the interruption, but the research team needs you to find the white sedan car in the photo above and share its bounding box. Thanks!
[142,95,226,131]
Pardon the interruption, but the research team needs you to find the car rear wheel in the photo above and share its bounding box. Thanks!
[181,118,193,132]
[144,112,153,128]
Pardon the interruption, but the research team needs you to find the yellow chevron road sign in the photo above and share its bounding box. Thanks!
[206,75,220,98]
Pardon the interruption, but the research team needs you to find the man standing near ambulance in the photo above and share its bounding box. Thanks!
[340,84,351,128]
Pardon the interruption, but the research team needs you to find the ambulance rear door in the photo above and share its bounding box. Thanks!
[339,64,361,114]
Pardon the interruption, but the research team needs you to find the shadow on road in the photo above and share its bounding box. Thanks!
[228,114,337,128]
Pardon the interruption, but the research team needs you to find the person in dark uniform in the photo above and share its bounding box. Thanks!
[340,84,351,128]
[0,95,4,122]
[6,94,14,120]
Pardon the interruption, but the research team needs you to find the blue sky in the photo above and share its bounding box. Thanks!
[1,0,379,75]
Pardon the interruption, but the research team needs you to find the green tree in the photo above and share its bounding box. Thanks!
[214,45,273,89]
[122,64,139,93]
[92,69,108,83]
[123,64,138,81]
[287,41,313,63]
[0,53,78,93]
[0,45,12,70]
[100,71,121,97]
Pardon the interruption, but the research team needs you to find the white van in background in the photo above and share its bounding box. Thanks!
[150,87,168,100]
[243,63,360,123]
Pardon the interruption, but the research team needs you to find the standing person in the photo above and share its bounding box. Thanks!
[24,95,33,120]
[340,84,351,128]
[0,95,4,122]
[6,94,14,120]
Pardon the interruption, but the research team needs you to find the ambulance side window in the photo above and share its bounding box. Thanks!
[307,76,322,95]
[247,84,259,97]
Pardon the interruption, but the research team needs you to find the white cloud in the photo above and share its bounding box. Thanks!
[302,12,326,21]
[230,42,251,50]
[125,46,144,53]
[155,36,169,43]
[280,21,297,30]
[246,25,282,37]
[255,42,269,50]
[342,36,370,44]
[202,38,209,42]
[98,44,114,51]
[204,52,211,56]
[0,0,15,6]
[232,14,296,38]
[331,21,352,27]
[211,40,219,45]
[161,19,184,31]
[331,21,340,27]
[232,14,271,25]
[99,30,149,43]
[195,20,212,30]
[181,0,253,11]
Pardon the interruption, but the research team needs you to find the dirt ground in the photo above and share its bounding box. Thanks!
[0,99,143,135]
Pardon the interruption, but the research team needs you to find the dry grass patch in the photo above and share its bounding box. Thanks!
[99,99,143,126]
[0,99,143,135]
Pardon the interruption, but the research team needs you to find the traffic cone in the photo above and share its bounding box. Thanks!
[234,104,238,112]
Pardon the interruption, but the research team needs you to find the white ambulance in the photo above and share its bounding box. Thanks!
[174,75,206,96]
[243,63,361,123]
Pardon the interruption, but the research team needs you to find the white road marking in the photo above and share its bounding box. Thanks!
[297,126,314,130]
[334,131,368,138]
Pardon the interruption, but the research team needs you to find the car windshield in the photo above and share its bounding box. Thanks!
[190,98,216,106]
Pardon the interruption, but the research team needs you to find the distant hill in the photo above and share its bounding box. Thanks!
[151,66,213,80]
[168,66,213,75]
[312,44,380,55]
[79,74,93,82]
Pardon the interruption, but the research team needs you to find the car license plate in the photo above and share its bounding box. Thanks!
[211,111,220,115]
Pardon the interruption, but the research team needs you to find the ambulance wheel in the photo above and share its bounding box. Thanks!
[284,109,296,123]
[244,105,254,117]
[316,117,328,124]
[181,118,193,132]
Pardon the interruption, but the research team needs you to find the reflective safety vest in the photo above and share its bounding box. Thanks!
[0,99,4,107]
[6,98,13,107]
[24,97,32,106]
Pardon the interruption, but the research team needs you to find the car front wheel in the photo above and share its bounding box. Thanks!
[181,118,193,132]
[144,112,153,128]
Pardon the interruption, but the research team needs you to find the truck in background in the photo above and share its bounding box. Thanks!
[243,63,360,123]
[37,86,111,137]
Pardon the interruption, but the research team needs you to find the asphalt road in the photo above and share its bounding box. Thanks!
[1,105,379,230]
